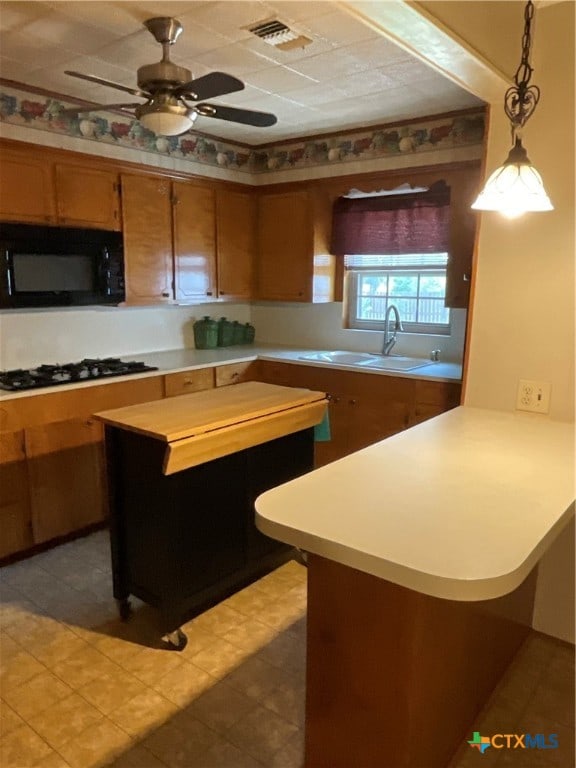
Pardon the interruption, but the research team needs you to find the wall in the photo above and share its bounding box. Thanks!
[463,3,575,642]
[0,303,250,369]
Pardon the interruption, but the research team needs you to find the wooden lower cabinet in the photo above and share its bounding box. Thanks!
[26,418,107,544]
[0,376,165,560]
[0,431,33,559]
[165,368,214,398]
[258,361,461,465]
[215,361,261,387]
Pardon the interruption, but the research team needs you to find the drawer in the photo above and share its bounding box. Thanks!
[164,368,215,398]
[215,361,260,387]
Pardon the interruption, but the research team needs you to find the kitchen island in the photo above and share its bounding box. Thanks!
[96,381,327,649]
[255,407,575,768]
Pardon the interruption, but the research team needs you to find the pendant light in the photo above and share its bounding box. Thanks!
[472,0,553,218]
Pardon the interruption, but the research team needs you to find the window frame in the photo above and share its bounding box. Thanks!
[345,254,451,335]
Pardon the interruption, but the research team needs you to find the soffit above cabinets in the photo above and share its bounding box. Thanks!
[0,0,484,146]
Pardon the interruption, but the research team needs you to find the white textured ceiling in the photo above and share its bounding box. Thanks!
[0,1,484,145]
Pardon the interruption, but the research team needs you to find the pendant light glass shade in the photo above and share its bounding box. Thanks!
[472,137,553,218]
[471,1,553,218]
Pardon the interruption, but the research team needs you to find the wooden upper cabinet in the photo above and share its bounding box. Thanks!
[121,174,174,304]
[216,189,255,300]
[0,150,56,224]
[257,190,313,301]
[55,164,120,230]
[173,182,217,303]
[445,170,481,309]
[257,189,335,303]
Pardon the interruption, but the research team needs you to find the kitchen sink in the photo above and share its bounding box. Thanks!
[299,351,381,365]
[299,351,433,371]
[361,356,433,371]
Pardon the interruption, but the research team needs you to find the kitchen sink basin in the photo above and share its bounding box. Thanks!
[361,356,434,371]
[299,351,381,365]
[299,351,433,371]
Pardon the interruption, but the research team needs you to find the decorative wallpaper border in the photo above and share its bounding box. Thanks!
[0,84,485,175]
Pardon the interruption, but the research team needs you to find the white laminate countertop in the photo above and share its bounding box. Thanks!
[0,346,461,401]
[255,406,575,602]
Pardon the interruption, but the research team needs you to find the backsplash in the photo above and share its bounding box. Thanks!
[251,303,467,364]
[0,303,250,370]
[0,83,485,177]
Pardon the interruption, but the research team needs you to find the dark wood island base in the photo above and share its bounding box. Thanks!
[305,554,537,768]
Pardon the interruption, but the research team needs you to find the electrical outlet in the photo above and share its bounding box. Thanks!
[516,380,551,414]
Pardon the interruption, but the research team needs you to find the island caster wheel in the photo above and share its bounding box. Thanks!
[161,628,188,651]
[117,598,132,621]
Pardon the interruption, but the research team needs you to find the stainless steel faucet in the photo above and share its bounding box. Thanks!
[382,304,403,355]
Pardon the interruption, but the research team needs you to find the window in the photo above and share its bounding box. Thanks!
[345,253,450,334]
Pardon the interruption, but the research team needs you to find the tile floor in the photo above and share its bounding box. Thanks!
[0,531,574,768]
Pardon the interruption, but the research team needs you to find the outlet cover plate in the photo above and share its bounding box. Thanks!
[516,379,551,414]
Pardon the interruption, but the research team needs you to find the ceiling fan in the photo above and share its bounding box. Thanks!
[63,17,277,136]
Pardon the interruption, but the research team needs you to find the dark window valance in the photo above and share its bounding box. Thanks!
[330,180,451,255]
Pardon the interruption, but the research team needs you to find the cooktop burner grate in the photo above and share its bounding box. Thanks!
[0,358,158,391]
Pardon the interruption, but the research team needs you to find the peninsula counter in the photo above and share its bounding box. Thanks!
[255,406,575,767]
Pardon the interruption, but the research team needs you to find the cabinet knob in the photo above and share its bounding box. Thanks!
[184,378,194,385]
[220,291,226,295]
[232,372,239,380]
[206,291,213,296]
[161,292,170,298]
[349,399,358,405]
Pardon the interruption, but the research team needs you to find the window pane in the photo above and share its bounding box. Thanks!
[389,274,418,297]
[418,298,450,324]
[394,297,417,322]
[359,274,387,296]
[359,295,387,320]
[420,274,446,298]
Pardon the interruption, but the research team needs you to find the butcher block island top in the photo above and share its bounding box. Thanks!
[95,381,327,475]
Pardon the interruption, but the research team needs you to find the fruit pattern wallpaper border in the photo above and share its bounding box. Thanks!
[0,84,485,174]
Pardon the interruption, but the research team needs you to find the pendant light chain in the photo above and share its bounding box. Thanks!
[504,0,540,139]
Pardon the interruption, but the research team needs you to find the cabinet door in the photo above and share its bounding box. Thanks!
[257,191,313,301]
[411,380,461,426]
[55,164,120,230]
[0,150,55,224]
[122,174,174,304]
[173,182,216,303]
[26,418,107,544]
[216,189,255,299]
[0,431,33,559]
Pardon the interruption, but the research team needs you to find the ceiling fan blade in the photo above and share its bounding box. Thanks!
[60,103,141,116]
[196,103,277,127]
[65,71,151,99]
[175,71,244,101]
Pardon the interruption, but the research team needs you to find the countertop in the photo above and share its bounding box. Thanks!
[0,345,461,401]
[255,406,575,602]
[95,381,326,442]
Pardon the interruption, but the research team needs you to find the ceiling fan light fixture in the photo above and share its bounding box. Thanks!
[137,105,197,136]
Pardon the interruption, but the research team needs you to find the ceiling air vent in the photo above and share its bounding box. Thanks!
[248,19,312,51]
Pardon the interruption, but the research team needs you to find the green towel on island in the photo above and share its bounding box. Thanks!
[314,409,331,441]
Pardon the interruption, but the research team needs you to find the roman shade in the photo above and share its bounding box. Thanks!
[330,180,451,255]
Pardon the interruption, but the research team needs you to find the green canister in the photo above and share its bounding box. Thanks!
[217,317,234,347]
[193,316,218,349]
[232,321,245,345]
[243,323,255,344]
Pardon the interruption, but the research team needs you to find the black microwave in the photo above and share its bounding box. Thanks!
[0,223,125,309]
